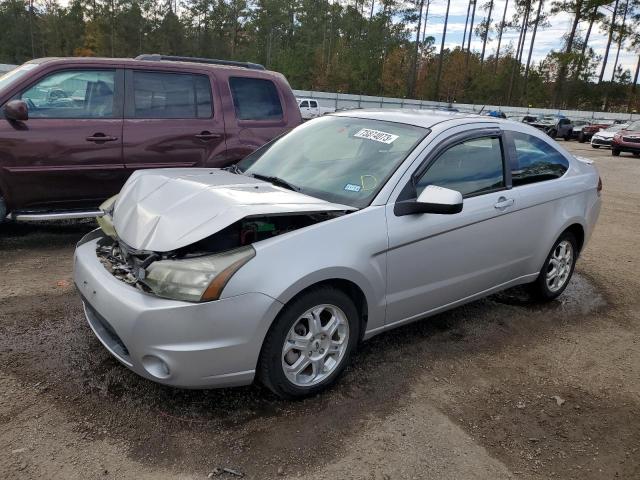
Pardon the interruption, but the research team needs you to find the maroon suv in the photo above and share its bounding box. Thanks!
[0,55,302,221]
[611,120,640,157]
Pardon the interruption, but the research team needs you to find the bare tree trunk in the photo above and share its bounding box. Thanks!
[553,0,583,107]
[434,0,451,100]
[628,53,640,111]
[523,0,544,99]
[466,0,477,53]
[422,0,430,44]
[480,0,495,69]
[599,0,620,84]
[494,0,509,73]
[507,2,531,103]
[462,1,472,50]
[409,0,425,98]
[573,4,598,82]
[610,0,628,82]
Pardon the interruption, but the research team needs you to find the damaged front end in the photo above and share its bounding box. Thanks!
[96,211,346,302]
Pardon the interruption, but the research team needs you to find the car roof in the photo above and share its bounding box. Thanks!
[331,108,490,129]
[27,56,281,75]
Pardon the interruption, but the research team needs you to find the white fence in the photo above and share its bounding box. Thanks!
[293,89,640,122]
[0,64,16,74]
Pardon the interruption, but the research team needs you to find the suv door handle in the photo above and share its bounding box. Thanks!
[195,131,222,141]
[494,197,515,211]
[86,133,118,143]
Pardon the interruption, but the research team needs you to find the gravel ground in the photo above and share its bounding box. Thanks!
[0,142,638,480]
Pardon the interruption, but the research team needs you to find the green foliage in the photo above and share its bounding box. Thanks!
[0,0,638,111]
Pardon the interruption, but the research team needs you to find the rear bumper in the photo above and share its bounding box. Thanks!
[73,232,283,388]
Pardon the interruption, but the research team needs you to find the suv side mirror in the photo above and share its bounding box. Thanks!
[395,185,463,216]
[4,100,28,122]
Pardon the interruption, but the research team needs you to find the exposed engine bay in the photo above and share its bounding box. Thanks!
[96,212,346,291]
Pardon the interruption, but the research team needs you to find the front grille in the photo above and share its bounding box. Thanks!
[83,300,132,365]
[96,237,154,292]
[592,137,611,146]
[622,136,640,143]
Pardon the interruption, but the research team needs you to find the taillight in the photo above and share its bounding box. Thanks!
[597,176,602,196]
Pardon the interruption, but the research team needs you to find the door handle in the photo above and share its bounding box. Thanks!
[195,131,222,141]
[86,133,118,143]
[494,197,515,211]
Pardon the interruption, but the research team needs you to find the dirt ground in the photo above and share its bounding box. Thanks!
[1,141,639,480]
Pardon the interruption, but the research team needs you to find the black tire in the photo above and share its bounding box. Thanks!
[527,232,578,302]
[258,287,360,399]
[564,134,571,141]
[0,195,6,223]
[633,152,640,157]
[612,149,621,157]
[578,132,586,143]
[548,129,557,138]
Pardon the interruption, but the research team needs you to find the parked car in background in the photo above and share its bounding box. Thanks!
[0,55,302,222]
[297,98,335,120]
[590,123,629,149]
[578,120,616,143]
[611,120,640,157]
[74,110,601,398]
[568,119,591,140]
[528,115,571,139]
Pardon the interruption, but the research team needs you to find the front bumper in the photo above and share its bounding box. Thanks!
[591,137,612,147]
[73,232,283,388]
[613,141,640,153]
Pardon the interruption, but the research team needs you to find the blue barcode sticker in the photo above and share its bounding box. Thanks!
[344,183,362,192]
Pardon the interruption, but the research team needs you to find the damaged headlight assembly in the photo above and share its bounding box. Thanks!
[143,246,256,302]
[97,195,118,239]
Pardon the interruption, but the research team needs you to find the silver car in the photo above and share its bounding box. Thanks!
[73,110,602,398]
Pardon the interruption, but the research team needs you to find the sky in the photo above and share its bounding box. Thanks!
[419,0,638,81]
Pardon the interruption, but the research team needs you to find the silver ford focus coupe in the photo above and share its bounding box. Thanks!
[74,110,602,398]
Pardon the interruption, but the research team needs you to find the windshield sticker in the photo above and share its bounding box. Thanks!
[353,128,399,144]
[344,183,362,192]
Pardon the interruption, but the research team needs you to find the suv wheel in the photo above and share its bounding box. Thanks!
[612,148,621,156]
[578,132,586,143]
[258,287,359,399]
[527,232,577,302]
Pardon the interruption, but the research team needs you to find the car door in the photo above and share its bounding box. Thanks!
[122,68,227,171]
[309,100,319,117]
[299,100,311,119]
[384,127,526,327]
[0,68,125,210]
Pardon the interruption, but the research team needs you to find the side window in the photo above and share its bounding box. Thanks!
[131,71,212,119]
[416,136,505,197]
[299,100,309,108]
[511,132,569,186]
[229,77,283,121]
[20,70,115,119]
[310,101,318,108]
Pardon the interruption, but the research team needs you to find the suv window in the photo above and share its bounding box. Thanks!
[310,101,318,108]
[131,71,212,119]
[229,77,283,121]
[20,70,115,119]
[511,132,569,186]
[299,100,309,108]
[416,136,505,197]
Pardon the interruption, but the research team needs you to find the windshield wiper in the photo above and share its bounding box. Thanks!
[223,163,244,174]
[250,173,301,192]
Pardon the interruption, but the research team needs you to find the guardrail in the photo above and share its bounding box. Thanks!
[293,89,640,122]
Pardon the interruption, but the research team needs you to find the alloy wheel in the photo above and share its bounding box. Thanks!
[546,240,573,292]
[281,304,349,387]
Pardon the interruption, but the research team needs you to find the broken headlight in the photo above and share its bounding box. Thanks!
[97,195,118,239]
[144,246,255,302]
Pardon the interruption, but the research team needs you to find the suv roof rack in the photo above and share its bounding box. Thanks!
[135,54,266,71]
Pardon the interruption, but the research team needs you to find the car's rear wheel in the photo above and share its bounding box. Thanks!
[564,134,571,141]
[612,149,621,156]
[527,232,577,302]
[548,129,557,138]
[578,132,586,143]
[258,287,359,399]
[633,152,640,157]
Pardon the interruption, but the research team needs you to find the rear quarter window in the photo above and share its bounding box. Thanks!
[229,77,283,121]
[510,132,569,186]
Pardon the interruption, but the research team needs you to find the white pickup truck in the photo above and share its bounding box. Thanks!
[297,98,335,120]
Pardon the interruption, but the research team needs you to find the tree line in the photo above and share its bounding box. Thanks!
[1,0,639,112]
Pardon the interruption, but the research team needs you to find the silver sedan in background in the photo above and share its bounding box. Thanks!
[74,110,602,398]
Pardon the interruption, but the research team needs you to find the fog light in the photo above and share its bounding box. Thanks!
[142,355,170,379]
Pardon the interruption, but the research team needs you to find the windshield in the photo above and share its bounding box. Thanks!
[237,116,428,208]
[603,124,627,132]
[0,63,38,92]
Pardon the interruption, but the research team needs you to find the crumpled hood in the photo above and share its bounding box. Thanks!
[112,169,355,252]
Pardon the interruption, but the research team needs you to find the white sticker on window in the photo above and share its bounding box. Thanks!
[353,128,399,144]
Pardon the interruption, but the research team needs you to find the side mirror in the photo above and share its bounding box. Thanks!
[395,185,463,216]
[4,99,28,122]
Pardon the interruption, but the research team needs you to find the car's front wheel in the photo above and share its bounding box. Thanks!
[578,132,586,143]
[528,232,577,302]
[612,148,621,156]
[0,195,6,223]
[258,287,359,399]
[592,144,600,148]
